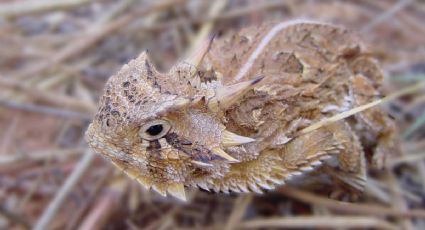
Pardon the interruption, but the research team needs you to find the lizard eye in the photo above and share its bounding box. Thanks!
[139,119,171,140]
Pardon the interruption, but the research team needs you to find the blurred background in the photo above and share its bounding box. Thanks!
[0,0,425,229]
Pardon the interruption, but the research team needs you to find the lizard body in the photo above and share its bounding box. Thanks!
[86,21,399,201]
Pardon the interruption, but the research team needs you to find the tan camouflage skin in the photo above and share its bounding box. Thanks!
[86,21,399,201]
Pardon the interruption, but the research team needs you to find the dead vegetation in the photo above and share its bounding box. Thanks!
[0,0,425,229]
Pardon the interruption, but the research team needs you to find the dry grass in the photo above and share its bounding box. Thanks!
[0,0,425,229]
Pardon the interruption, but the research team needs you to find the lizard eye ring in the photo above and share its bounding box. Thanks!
[139,119,171,141]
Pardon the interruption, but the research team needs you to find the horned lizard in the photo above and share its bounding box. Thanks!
[85,20,399,201]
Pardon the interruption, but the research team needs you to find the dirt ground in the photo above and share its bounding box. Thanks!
[1,0,425,229]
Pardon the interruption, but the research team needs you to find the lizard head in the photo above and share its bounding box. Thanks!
[85,52,260,201]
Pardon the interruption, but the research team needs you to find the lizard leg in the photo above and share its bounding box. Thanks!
[319,121,367,201]
[350,73,400,169]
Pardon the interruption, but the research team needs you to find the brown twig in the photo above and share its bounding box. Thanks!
[0,100,92,121]
[300,81,425,134]
[137,2,290,34]
[0,147,84,167]
[33,150,95,230]
[0,77,95,113]
[279,186,425,218]
[0,0,93,18]
[239,216,398,230]
[385,168,414,229]
[361,0,416,33]
[76,177,126,230]
[224,194,252,230]
[14,0,187,79]
[0,205,31,229]
[185,0,227,58]
[65,168,112,230]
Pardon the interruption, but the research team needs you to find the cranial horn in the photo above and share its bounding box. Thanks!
[212,148,239,163]
[222,130,255,147]
[184,34,216,68]
[191,160,213,167]
[208,76,264,111]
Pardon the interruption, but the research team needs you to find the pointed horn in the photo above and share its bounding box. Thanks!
[167,183,187,201]
[191,160,213,167]
[222,130,255,147]
[212,148,239,163]
[189,75,201,88]
[208,76,264,111]
[173,98,191,107]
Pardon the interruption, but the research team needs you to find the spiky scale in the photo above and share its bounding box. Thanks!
[137,177,152,190]
[248,182,263,194]
[152,184,167,197]
[221,130,256,147]
[212,147,239,162]
[167,183,187,201]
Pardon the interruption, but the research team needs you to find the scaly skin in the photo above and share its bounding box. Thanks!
[85,20,399,201]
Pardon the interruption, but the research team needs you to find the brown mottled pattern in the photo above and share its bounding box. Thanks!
[86,21,399,201]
